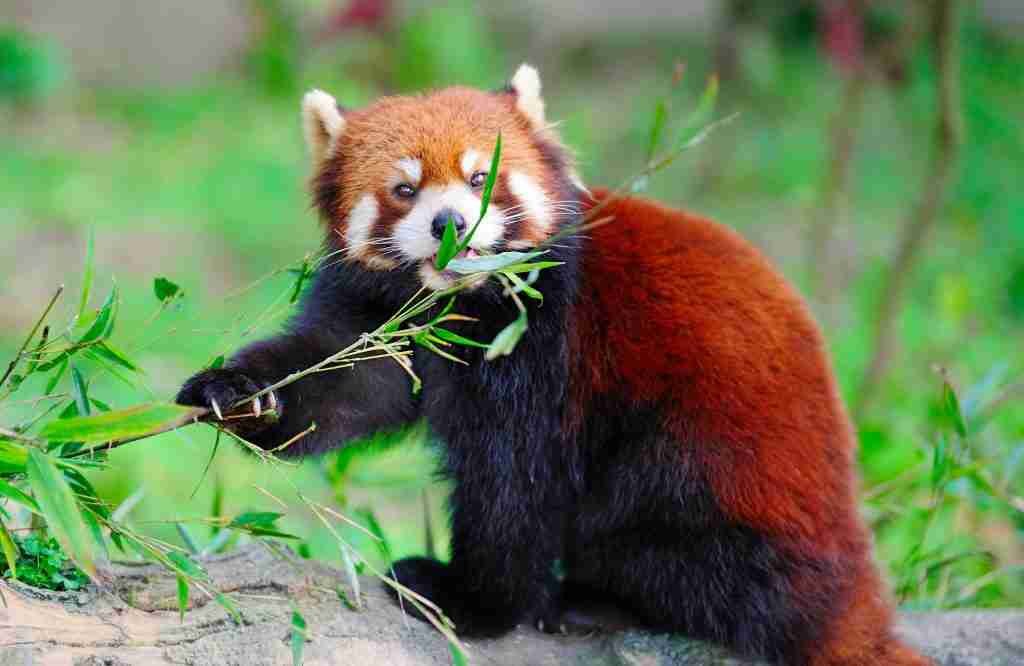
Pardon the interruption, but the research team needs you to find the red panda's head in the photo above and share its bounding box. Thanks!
[303,64,584,290]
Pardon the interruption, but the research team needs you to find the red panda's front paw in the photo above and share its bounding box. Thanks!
[530,602,568,635]
[386,557,520,637]
[176,368,280,435]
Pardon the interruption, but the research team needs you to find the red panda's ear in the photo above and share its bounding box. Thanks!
[509,64,546,128]
[302,89,346,167]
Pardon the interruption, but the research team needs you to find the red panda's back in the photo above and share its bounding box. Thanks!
[570,190,861,544]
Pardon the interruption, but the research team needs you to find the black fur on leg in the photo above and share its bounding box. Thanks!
[387,556,523,637]
[568,527,842,664]
[558,397,845,663]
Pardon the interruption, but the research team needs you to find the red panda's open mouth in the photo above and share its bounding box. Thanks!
[430,247,479,272]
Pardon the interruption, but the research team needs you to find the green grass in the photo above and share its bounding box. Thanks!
[1,5,1022,610]
[2,534,91,591]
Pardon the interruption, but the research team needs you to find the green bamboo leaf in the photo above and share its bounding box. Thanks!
[501,271,543,301]
[452,133,503,260]
[449,640,469,666]
[167,551,209,581]
[931,435,949,490]
[0,520,18,578]
[39,402,201,444]
[109,529,126,554]
[432,328,490,349]
[336,585,357,611]
[110,487,145,523]
[70,365,91,416]
[245,527,300,540]
[0,441,29,475]
[81,506,109,560]
[176,523,200,555]
[76,284,118,345]
[496,261,563,275]
[78,228,94,320]
[426,296,458,326]
[43,357,68,394]
[646,99,668,163]
[485,312,528,361]
[354,507,393,563]
[291,607,308,666]
[675,73,719,149]
[210,479,224,537]
[339,545,361,610]
[445,251,544,274]
[0,478,41,514]
[476,133,502,221]
[26,448,96,578]
[153,277,182,303]
[434,217,460,270]
[942,381,968,438]
[176,574,189,622]
[415,335,468,365]
[228,511,283,529]
[216,593,242,624]
[63,466,108,517]
[87,342,140,373]
[288,261,314,304]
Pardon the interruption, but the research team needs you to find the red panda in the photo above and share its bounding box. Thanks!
[177,65,930,665]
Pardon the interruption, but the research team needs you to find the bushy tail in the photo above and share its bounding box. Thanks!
[808,567,932,666]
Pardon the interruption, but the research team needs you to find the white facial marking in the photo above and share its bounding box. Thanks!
[395,157,422,185]
[460,149,481,180]
[344,194,379,258]
[508,170,549,234]
[391,183,506,270]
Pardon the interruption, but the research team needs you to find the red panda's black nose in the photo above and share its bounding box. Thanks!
[431,209,467,240]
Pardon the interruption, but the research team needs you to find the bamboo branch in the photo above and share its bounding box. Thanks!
[64,406,210,459]
[0,285,63,392]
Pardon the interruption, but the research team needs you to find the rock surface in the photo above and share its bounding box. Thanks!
[1,545,1022,665]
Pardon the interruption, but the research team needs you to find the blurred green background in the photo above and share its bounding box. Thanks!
[1,1,1022,608]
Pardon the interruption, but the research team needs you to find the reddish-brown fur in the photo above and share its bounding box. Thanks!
[569,190,927,664]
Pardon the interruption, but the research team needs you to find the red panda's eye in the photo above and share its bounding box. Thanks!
[469,172,487,188]
[394,183,417,199]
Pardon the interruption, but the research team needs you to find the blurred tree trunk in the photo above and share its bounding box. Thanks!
[692,0,753,196]
[855,0,964,418]
[808,0,869,314]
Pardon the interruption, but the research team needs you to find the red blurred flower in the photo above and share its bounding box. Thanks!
[820,1,865,74]
[323,0,391,36]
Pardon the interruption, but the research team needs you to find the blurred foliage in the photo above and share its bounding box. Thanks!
[393,1,505,91]
[2,534,90,591]
[0,28,66,105]
[0,1,1021,613]
[247,0,304,97]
